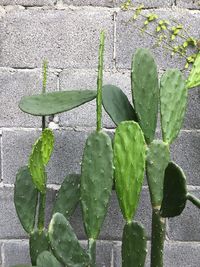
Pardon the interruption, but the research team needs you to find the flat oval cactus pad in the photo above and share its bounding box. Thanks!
[19,90,96,116]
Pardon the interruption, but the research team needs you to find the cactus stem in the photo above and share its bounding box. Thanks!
[96,31,105,132]
[88,238,96,267]
[38,192,46,231]
[42,60,48,94]
[150,208,166,267]
[187,193,200,209]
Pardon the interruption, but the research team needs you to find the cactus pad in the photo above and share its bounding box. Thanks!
[53,174,80,219]
[102,84,137,125]
[14,166,38,234]
[30,229,49,265]
[37,251,62,267]
[41,128,54,166]
[49,213,90,267]
[19,90,96,116]
[122,221,147,267]
[160,69,187,144]
[81,131,113,239]
[114,121,146,222]
[131,48,159,144]
[146,140,170,207]
[160,162,187,217]
[187,53,200,89]
[29,138,46,193]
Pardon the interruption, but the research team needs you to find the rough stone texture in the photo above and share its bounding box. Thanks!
[177,0,200,9]
[168,189,200,241]
[0,69,58,127]
[116,9,200,70]
[116,0,175,8]
[0,0,55,5]
[63,0,115,7]
[0,9,114,69]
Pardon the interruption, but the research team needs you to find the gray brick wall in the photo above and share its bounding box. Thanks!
[0,1,199,266]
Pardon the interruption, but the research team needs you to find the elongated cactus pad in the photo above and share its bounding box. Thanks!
[49,213,90,267]
[30,230,49,265]
[131,48,159,144]
[122,221,147,267]
[146,140,170,207]
[37,251,62,267]
[29,138,46,193]
[102,84,137,125]
[19,90,96,116]
[160,162,187,217]
[14,166,38,234]
[114,121,146,222]
[160,69,187,144]
[41,128,54,166]
[187,53,200,89]
[53,174,80,219]
[81,131,113,239]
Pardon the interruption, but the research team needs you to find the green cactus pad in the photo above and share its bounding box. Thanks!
[37,251,62,267]
[160,162,187,217]
[102,84,138,125]
[49,213,90,267]
[187,53,200,89]
[81,131,113,239]
[160,69,187,144]
[53,174,80,219]
[131,48,159,144]
[29,138,46,193]
[41,128,54,166]
[146,140,170,207]
[122,221,147,267]
[14,166,38,234]
[114,121,146,222]
[30,229,49,266]
[19,90,96,116]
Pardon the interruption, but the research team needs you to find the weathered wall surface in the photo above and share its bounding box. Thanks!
[0,0,199,266]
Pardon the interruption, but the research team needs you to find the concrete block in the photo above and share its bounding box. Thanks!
[116,0,174,8]
[0,0,55,5]
[171,131,200,186]
[63,0,114,7]
[168,189,200,241]
[2,240,30,267]
[115,9,200,70]
[0,9,114,69]
[59,69,131,128]
[176,0,200,9]
[0,69,58,127]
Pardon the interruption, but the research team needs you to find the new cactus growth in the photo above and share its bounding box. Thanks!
[187,52,200,89]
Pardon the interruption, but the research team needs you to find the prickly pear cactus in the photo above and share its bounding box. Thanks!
[29,138,46,194]
[160,162,187,217]
[122,221,147,267]
[53,174,80,219]
[160,69,187,144]
[81,131,113,239]
[146,140,170,207]
[37,251,62,267]
[187,53,200,89]
[30,229,49,266]
[114,121,146,222]
[14,166,38,234]
[102,84,137,125]
[41,128,54,166]
[49,213,90,267]
[131,48,159,144]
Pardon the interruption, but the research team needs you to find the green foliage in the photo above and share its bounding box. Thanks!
[41,128,54,166]
[81,131,113,239]
[146,141,170,207]
[102,84,138,125]
[114,121,146,222]
[160,69,187,144]
[49,213,90,267]
[19,90,97,116]
[122,221,147,267]
[187,52,200,89]
[37,251,62,267]
[53,174,80,219]
[14,166,38,234]
[131,48,159,144]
